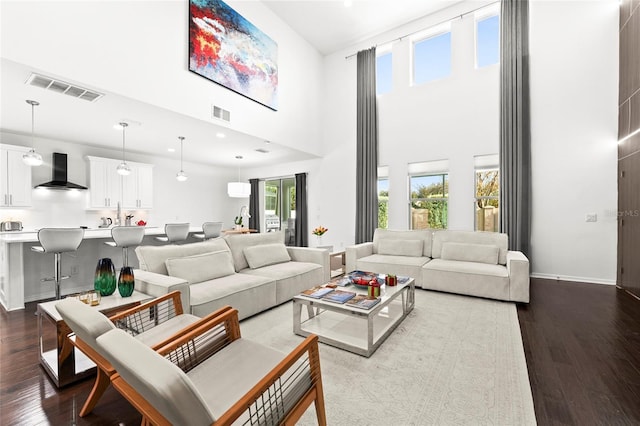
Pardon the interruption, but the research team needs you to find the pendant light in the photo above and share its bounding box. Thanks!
[116,122,131,176]
[176,136,188,182]
[22,100,43,166]
[227,155,251,198]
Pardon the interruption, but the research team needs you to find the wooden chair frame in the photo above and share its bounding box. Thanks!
[110,307,327,426]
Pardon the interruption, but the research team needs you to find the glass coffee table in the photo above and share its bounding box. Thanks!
[37,291,152,387]
[293,276,415,357]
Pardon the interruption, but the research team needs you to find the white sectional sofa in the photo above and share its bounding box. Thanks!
[346,228,530,303]
[134,231,329,319]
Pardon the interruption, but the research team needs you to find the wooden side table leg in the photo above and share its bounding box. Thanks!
[79,368,111,417]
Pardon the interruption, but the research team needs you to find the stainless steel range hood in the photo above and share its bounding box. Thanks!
[35,153,88,190]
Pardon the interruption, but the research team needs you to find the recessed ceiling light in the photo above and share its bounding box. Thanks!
[167,148,176,153]
[216,132,226,138]
[264,140,271,144]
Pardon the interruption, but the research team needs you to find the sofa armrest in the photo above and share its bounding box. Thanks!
[133,269,190,314]
[287,247,330,282]
[345,242,373,273]
[506,251,530,303]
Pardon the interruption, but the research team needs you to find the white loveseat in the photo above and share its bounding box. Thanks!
[346,229,530,303]
[134,231,329,319]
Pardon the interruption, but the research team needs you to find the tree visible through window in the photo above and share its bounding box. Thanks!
[378,178,388,229]
[410,174,448,229]
[475,169,499,231]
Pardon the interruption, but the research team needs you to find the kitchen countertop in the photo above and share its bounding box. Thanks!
[0,226,201,243]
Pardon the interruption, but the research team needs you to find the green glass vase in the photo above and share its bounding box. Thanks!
[118,266,135,297]
[94,258,116,296]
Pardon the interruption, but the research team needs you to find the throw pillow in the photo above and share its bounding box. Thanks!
[243,243,291,269]
[440,242,499,265]
[165,250,235,284]
[377,239,424,257]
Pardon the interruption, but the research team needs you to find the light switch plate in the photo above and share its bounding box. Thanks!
[585,213,597,222]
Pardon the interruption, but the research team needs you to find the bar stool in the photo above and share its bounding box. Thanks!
[31,228,84,300]
[104,226,145,267]
[193,222,223,240]
[155,223,190,244]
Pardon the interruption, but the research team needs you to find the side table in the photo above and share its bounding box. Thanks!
[37,291,152,388]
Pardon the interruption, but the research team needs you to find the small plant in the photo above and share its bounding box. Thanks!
[234,216,243,226]
[312,226,328,236]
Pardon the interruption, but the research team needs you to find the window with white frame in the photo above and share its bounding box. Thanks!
[376,46,392,95]
[476,8,500,68]
[409,160,449,230]
[378,166,389,229]
[412,25,452,85]
[474,154,500,232]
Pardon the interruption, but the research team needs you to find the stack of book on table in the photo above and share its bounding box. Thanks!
[300,286,381,309]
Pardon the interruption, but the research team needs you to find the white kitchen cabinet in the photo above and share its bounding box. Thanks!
[0,145,32,207]
[122,163,153,209]
[87,156,121,208]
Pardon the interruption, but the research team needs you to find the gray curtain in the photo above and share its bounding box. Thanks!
[356,47,379,244]
[249,178,260,232]
[499,0,531,257]
[295,173,308,247]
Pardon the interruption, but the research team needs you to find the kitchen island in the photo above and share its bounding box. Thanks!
[0,226,201,311]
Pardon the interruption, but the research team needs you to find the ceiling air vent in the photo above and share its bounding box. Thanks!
[25,73,104,102]
[255,148,270,154]
[212,105,231,122]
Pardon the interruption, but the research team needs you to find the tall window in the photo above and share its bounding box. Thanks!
[378,177,389,229]
[476,14,499,68]
[413,30,451,85]
[376,49,392,95]
[410,174,448,229]
[475,169,500,232]
[264,177,296,244]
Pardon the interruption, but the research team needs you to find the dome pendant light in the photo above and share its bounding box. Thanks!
[227,155,251,198]
[23,100,43,166]
[176,136,188,182]
[116,122,131,176]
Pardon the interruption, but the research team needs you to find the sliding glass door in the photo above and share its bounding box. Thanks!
[264,177,296,245]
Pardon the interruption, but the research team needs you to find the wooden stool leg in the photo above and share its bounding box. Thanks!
[79,368,111,417]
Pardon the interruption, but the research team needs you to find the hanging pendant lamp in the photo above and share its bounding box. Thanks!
[23,100,43,166]
[116,122,131,176]
[176,136,188,182]
[227,155,251,198]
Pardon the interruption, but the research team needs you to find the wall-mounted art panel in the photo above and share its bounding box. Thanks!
[189,0,278,110]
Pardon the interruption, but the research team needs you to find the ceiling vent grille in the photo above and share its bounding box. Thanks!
[255,148,270,154]
[25,73,104,102]
[212,105,231,122]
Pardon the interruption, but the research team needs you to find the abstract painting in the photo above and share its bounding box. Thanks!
[189,0,278,110]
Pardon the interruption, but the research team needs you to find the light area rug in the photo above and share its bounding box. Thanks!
[240,289,536,426]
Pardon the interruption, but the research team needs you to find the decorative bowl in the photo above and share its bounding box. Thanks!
[350,275,376,289]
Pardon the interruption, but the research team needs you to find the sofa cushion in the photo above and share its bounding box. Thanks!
[240,261,324,304]
[440,242,499,265]
[356,254,430,287]
[136,238,231,275]
[422,259,510,300]
[431,230,508,265]
[224,231,285,272]
[243,243,291,269]
[372,229,433,257]
[377,239,423,257]
[165,250,235,284]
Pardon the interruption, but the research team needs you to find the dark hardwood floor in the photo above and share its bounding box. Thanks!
[1,278,640,425]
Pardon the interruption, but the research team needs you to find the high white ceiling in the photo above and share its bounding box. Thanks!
[1,1,458,168]
[262,0,462,55]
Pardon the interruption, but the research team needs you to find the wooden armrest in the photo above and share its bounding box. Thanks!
[149,306,236,351]
[108,291,183,323]
[217,334,324,426]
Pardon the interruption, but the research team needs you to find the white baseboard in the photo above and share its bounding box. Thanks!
[530,273,616,286]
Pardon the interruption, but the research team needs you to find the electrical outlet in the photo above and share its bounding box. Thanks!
[585,213,597,223]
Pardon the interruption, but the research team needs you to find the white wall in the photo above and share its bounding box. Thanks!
[314,0,618,284]
[529,0,618,284]
[0,0,324,155]
[0,131,242,230]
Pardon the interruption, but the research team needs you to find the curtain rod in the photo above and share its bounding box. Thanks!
[344,1,499,60]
